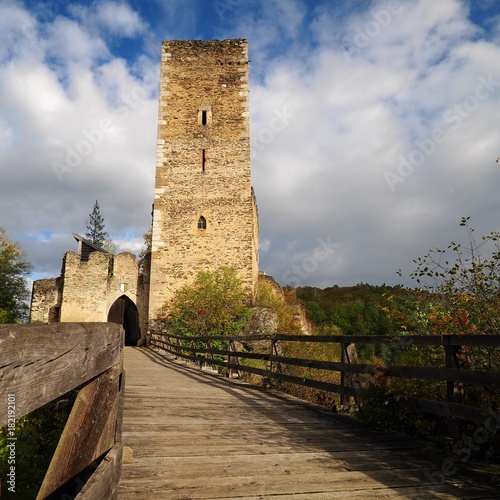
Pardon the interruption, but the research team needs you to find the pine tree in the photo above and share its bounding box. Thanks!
[85,200,108,247]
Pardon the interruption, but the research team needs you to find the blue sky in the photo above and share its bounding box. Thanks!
[1,0,500,288]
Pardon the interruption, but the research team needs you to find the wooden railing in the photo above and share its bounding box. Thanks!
[150,332,500,425]
[0,322,124,499]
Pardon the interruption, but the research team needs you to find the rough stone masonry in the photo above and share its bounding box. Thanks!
[148,39,259,326]
[31,39,259,345]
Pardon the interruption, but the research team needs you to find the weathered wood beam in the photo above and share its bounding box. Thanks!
[0,322,123,427]
[76,443,123,500]
[37,362,122,499]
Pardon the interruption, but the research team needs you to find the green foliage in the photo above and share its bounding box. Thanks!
[360,219,500,451]
[165,266,251,338]
[0,392,76,498]
[138,227,152,273]
[255,279,297,333]
[388,218,500,408]
[357,383,399,430]
[101,238,117,256]
[395,217,500,337]
[303,300,327,324]
[296,284,405,362]
[85,200,108,247]
[0,228,32,323]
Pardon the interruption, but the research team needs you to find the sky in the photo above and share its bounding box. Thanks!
[1,0,500,290]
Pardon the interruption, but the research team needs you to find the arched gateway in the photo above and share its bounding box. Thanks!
[108,295,141,346]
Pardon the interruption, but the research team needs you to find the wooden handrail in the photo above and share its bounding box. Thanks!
[150,332,500,425]
[0,322,124,499]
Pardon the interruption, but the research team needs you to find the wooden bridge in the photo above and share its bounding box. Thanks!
[1,323,499,499]
[118,347,498,499]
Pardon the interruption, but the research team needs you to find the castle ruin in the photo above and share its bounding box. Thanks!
[30,39,259,344]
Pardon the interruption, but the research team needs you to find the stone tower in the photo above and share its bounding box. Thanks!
[148,39,259,326]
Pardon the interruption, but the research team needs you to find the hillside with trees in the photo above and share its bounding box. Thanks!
[296,283,405,336]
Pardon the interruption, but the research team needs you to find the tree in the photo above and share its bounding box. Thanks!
[101,238,117,256]
[138,227,152,273]
[85,200,108,247]
[165,267,251,339]
[386,218,500,410]
[394,217,500,336]
[0,228,32,323]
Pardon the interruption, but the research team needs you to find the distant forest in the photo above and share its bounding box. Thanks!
[295,283,407,337]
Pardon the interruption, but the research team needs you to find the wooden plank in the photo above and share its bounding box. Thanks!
[228,363,362,396]
[275,334,500,348]
[201,348,500,388]
[119,469,496,499]
[37,363,122,499]
[0,322,123,426]
[203,489,500,500]
[77,443,123,500]
[153,336,500,383]
[115,450,432,478]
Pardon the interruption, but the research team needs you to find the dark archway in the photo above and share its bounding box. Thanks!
[108,295,141,346]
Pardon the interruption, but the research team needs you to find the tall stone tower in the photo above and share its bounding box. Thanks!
[148,39,259,326]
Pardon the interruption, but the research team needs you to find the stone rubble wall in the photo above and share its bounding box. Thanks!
[30,278,62,323]
[30,251,149,341]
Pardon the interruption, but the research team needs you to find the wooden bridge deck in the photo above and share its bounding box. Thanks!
[117,347,499,499]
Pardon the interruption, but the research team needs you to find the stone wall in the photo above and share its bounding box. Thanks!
[30,39,258,341]
[149,39,258,321]
[30,278,62,323]
[58,251,107,322]
[30,250,149,343]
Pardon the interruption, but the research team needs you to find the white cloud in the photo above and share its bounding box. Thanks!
[0,1,156,275]
[248,0,500,284]
[114,236,145,254]
[1,0,500,289]
[94,2,147,38]
[44,17,109,65]
[0,3,39,63]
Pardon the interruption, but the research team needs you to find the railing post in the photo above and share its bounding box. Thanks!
[340,342,348,407]
[228,340,240,379]
[444,338,455,404]
[269,336,276,373]
[444,335,461,438]
[178,336,183,358]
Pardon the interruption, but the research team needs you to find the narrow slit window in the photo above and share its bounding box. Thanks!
[201,149,206,172]
[198,216,207,230]
[198,106,212,126]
